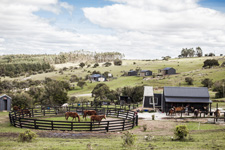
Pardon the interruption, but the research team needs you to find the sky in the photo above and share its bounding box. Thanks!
[0,0,225,59]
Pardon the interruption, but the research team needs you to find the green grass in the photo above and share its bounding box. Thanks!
[1,112,225,150]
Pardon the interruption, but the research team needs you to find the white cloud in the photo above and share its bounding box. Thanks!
[0,0,225,59]
[83,0,225,58]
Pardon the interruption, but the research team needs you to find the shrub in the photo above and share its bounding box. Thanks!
[143,124,147,132]
[104,62,112,67]
[185,77,193,85]
[122,131,136,147]
[201,78,213,88]
[174,125,189,140]
[152,115,155,120]
[93,63,99,68]
[114,59,122,66]
[203,59,219,68]
[79,62,85,68]
[18,130,37,142]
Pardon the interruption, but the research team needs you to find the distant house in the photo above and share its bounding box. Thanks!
[161,67,176,75]
[128,70,137,76]
[120,96,132,105]
[90,74,106,82]
[140,70,152,77]
[0,94,11,111]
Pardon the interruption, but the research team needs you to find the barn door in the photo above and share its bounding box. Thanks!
[144,97,151,107]
[3,100,7,110]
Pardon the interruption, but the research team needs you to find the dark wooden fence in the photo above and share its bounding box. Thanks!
[9,107,138,132]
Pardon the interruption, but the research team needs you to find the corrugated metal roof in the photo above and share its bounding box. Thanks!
[90,74,101,78]
[164,87,210,98]
[162,67,173,70]
[165,97,212,103]
[140,70,151,73]
[143,86,153,96]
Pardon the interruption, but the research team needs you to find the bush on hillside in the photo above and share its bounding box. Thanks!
[114,59,122,66]
[185,77,193,85]
[201,78,213,88]
[203,59,219,68]
[174,125,189,140]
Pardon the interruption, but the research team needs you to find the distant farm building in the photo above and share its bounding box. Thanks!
[128,70,137,76]
[90,74,106,82]
[163,86,211,112]
[140,70,152,77]
[142,86,162,110]
[159,67,176,75]
[120,96,132,105]
[142,86,212,112]
[0,94,11,111]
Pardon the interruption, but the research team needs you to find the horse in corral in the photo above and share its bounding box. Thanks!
[174,106,184,115]
[194,109,201,117]
[90,115,106,124]
[214,109,220,118]
[83,110,97,120]
[190,107,195,113]
[169,108,175,116]
[13,106,20,111]
[14,106,31,117]
[65,112,80,122]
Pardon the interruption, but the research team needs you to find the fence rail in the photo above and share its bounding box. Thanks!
[9,106,138,132]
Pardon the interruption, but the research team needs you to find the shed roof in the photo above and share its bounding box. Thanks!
[128,70,137,73]
[90,74,102,78]
[143,86,154,97]
[164,87,210,98]
[140,70,151,73]
[165,97,212,103]
[0,94,11,99]
[163,67,174,70]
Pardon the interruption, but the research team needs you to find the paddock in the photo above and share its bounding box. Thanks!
[9,106,138,132]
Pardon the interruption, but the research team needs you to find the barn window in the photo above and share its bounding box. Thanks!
[150,97,158,105]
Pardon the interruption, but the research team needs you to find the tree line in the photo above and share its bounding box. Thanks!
[0,62,53,77]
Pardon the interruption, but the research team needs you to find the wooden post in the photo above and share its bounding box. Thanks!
[132,117,135,128]
[34,119,37,129]
[126,111,129,119]
[136,115,138,126]
[129,105,131,110]
[43,108,45,116]
[32,108,34,117]
[71,122,73,131]
[107,121,109,132]
[122,119,125,131]
[51,121,54,130]
[210,103,212,115]
[19,118,22,128]
[117,110,119,118]
[90,122,92,131]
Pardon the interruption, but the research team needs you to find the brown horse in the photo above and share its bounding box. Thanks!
[174,106,184,112]
[65,112,80,122]
[14,106,31,117]
[90,115,106,124]
[83,110,97,120]
[169,108,175,116]
[214,109,220,118]
[13,106,20,111]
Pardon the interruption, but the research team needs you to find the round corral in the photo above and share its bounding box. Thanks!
[9,107,138,132]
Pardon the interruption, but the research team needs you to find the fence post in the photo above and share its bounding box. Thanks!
[126,111,129,119]
[71,122,73,131]
[19,118,22,128]
[132,117,135,128]
[122,119,125,131]
[43,108,45,116]
[117,110,119,118]
[107,121,109,132]
[136,115,138,126]
[34,119,37,129]
[200,113,202,118]
[90,122,92,131]
[32,108,34,117]
[224,112,225,122]
[51,121,54,130]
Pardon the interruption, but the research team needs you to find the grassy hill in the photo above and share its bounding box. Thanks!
[1,56,224,99]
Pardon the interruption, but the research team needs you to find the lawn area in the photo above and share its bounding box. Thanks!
[1,112,225,150]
